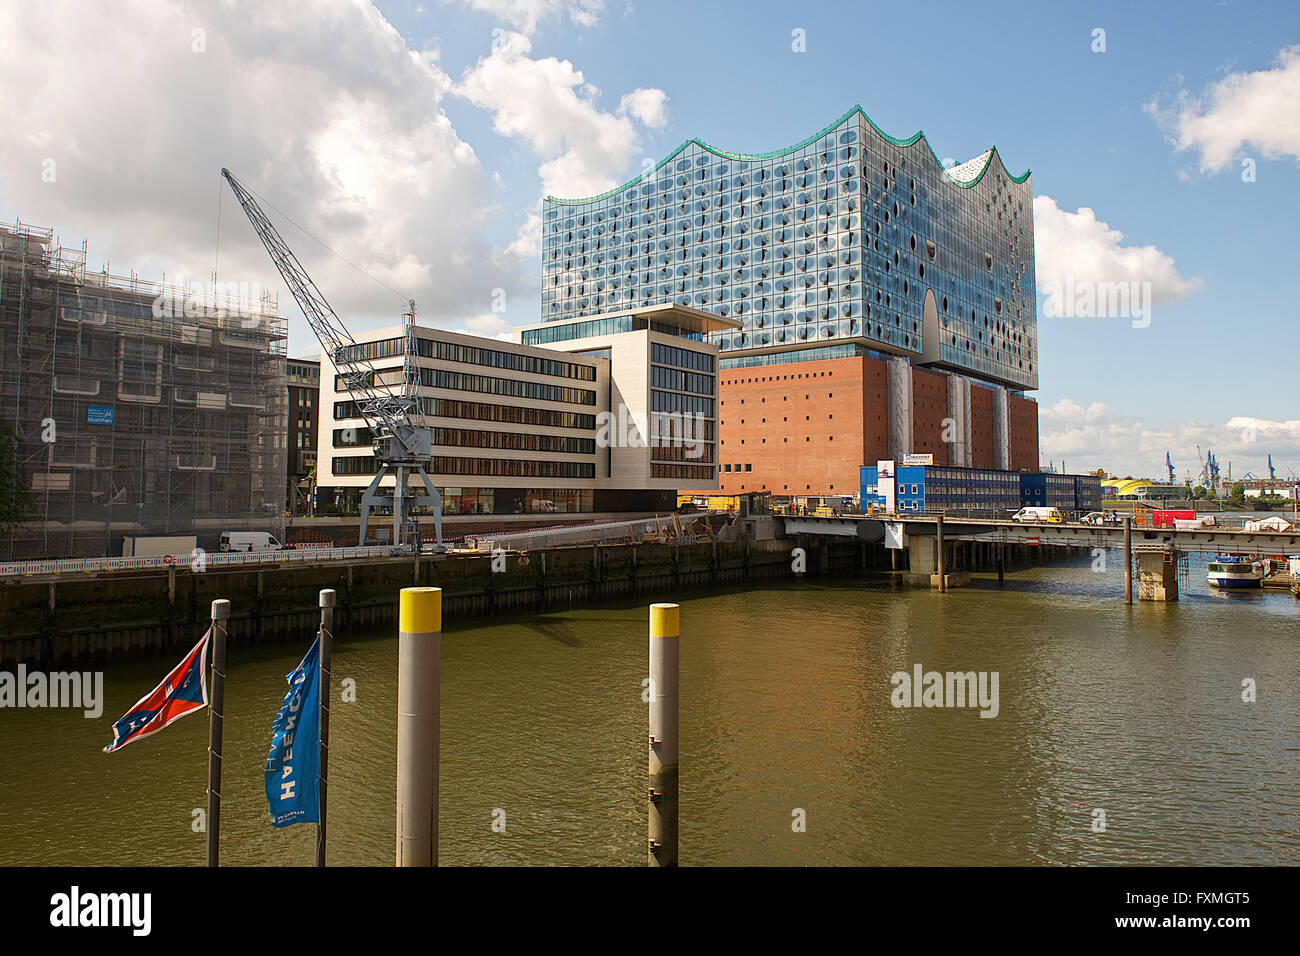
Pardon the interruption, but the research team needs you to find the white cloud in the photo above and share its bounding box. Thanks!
[1033,195,1205,312]
[453,31,668,199]
[618,88,669,129]
[456,0,606,34]
[505,211,544,259]
[0,0,529,349]
[1039,399,1300,480]
[1145,45,1300,173]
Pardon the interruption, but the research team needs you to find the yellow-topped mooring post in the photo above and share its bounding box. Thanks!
[397,587,441,867]
[648,602,680,866]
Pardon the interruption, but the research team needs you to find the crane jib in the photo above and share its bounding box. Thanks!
[220,168,445,554]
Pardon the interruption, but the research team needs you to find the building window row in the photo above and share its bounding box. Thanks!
[417,368,596,406]
[651,463,715,481]
[650,364,714,395]
[651,389,714,416]
[332,455,596,479]
[650,342,714,372]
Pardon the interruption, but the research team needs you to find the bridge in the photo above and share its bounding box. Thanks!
[780,514,1300,602]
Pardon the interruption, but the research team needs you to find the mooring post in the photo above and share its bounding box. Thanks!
[1124,516,1133,605]
[997,543,1004,585]
[397,586,441,867]
[648,602,680,867]
[936,515,946,592]
[316,589,335,868]
[207,599,229,868]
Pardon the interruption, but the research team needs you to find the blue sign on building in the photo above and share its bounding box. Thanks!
[86,405,115,426]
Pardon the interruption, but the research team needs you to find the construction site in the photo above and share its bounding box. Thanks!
[0,220,288,559]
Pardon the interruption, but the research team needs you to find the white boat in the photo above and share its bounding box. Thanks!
[1206,555,1263,589]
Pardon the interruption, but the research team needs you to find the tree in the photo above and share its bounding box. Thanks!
[0,426,32,537]
[1230,482,1245,502]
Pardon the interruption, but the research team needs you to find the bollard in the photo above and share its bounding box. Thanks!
[1124,516,1133,605]
[648,603,680,867]
[936,515,946,593]
[316,589,335,868]
[397,587,441,867]
[207,599,229,868]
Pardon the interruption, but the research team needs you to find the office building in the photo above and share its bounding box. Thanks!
[541,106,1041,496]
[316,303,727,518]
[286,356,320,513]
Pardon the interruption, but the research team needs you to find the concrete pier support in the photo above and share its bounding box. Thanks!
[1137,551,1179,602]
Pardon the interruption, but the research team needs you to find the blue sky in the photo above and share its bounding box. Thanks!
[2,0,1297,478]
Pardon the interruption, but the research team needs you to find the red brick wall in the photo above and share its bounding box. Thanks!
[714,355,875,497]
[911,368,950,464]
[1009,395,1040,471]
[970,385,995,469]
[688,356,1039,498]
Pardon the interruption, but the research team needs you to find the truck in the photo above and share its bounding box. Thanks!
[121,535,197,559]
[1011,507,1064,524]
[219,531,283,553]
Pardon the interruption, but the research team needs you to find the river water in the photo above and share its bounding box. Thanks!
[2,548,1297,866]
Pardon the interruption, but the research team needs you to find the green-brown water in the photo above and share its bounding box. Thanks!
[2,550,1297,866]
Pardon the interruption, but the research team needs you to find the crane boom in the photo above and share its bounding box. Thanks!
[221,168,443,551]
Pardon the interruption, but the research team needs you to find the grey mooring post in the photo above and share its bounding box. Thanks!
[1124,516,1133,604]
[397,587,441,866]
[316,589,335,867]
[936,515,946,593]
[207,599,229,868]
[648,603,680,866]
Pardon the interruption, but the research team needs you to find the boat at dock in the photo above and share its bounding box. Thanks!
[1206,555,1264,589]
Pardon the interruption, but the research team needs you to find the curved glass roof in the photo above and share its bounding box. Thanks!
[545,104,1031,206]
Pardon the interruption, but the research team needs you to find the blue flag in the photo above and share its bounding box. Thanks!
[264,636,320,828]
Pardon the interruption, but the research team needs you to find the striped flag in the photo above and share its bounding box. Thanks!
[103,631,211,753]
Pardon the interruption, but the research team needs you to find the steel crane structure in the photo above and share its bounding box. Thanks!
[221,169,444,553]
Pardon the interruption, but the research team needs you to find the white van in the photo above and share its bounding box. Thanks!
[220,531,283,552]
[1011,507,1063,524]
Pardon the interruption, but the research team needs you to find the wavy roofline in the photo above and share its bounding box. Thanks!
[544,104,1030,206]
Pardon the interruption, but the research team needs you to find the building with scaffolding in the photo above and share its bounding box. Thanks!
[0,220,288,558]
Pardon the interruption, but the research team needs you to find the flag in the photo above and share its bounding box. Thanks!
[264,635,320,828]
[104,631,210,753]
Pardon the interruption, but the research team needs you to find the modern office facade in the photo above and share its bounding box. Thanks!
[0,220,287,558]
[317,304,727,517]
[541,106,1041,496]
[286,356,320,513]
[860,464,1102,514]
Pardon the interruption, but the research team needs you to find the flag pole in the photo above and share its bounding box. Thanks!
[316,589,335,867]
[207,600,229,868]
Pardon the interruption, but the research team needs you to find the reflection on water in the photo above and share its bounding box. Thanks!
[1,549,1297,866]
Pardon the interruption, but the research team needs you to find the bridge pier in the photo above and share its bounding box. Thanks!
[1137,549,1179,602]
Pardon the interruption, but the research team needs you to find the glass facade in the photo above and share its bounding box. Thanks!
[541,106,1036,390]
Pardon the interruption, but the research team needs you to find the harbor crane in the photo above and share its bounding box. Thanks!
[221,169,444,553]
[1165,451,1175,484]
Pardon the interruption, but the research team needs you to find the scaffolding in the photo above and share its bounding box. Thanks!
[0,219,288,558]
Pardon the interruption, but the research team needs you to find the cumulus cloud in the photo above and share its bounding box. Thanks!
[1039,399,1300,480]
[1145,45,1300,174]
[0,0,530,347]
[1033,196,1205,317]
[453,30,668,260]
[455,31,668,199]
[456,0,605,34]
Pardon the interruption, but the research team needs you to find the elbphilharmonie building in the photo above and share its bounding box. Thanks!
[534,107,1041,498]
